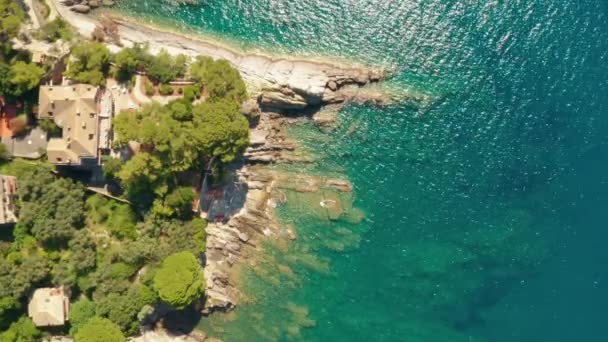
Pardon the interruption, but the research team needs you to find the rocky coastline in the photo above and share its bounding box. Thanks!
[202,111,358,316]
[46,1,381,340]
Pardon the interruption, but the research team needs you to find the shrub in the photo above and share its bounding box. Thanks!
[69,298,96,335]
[74,317,124,342]
[159,84,174,96]
[183,84,200,102]
[143,79,155,96]
[0,316,41,342]
[35,18,72,42]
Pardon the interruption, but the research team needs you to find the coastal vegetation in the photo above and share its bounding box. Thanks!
[0,1,45,101]
[0,5,250,339]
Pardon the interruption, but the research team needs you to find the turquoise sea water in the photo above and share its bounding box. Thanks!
[116,1,608,341]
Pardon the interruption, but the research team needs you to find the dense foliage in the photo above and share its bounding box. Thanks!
[189,56,247,102]
[0,1,45,99]
[73,317,125,342]
[113,96,248,212]
[0,26,248,337]
[34,18,72,43]
[153,251,205,310]
[0,316,41,342]
[65,42,111,86]
[17,168,86,248]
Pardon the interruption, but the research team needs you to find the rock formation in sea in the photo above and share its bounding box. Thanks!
[201,111,360,313]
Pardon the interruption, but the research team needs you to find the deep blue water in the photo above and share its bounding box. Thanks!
[117,1,608,340]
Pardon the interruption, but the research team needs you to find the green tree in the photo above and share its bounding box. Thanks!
[113,43,151,82]
[0,254,50,306]
[159,83,174,96]
[204,59,247,102]
[35,18,72,43]
[106,204,137,240]
[189,57,246,102]
[0,0,25,45]
[69,298,96,335]
[52,230,97,286]
[74,317,125,342]
[116,152,164,197]
[160,186,196,219]
[192,99,249,163]
[95,285,157,335]
[18,171,86,247]
[102,156,123,180]
[38,119,62,137]
[188,56,213,84]
[9,62,45,96]
[146,49,175,84]
[0,317,41,342]
[66,42,111,86]
[153,251,204,310]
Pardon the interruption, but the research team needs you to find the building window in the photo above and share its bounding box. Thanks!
[90,113,95,118]
[89,134,94,140]
[48,111,53,116]
[56,157,62,162]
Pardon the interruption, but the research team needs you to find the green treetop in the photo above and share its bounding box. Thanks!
[153,251,205,310]
[18,169,86,248]
[74,317,125,342]
[189,57,247,102]
[9,61,45,96]
[66,42,111,86]
[0,0,25,45]
[0,316,41,342]
[192,99,250,163]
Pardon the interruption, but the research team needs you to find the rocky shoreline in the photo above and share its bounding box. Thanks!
[202,111,356,315]
[45,1,381,339]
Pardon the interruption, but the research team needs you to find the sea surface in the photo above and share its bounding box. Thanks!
[116,1,608,341]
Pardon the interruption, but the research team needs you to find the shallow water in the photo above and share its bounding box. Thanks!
[116,1,608,340]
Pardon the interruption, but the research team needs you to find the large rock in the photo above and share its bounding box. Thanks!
[70,4,91,13]
[259,91,308,110]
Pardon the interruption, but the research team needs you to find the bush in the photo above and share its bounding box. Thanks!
[74,317,124,342]
[143,79,155,96]
[153,251,204,309]
[0,316,41,342]
[69,298,96,335]
[159,84,174,96]
[34,18,72,42]
[183,84,200,102]
[65,42,111,86]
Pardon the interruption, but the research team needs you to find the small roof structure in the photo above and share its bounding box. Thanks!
[0,175,18,225]
[28,287,70,327]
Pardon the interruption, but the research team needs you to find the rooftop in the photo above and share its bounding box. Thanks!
[38,84,101,165]
[28,287,69,327]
